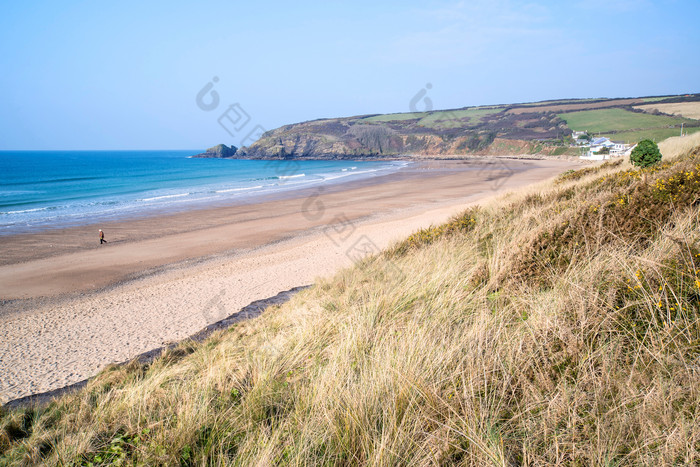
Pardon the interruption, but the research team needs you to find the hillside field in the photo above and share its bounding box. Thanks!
[603,127,700,144]
[558,108,694,133]
[635,101,700,120]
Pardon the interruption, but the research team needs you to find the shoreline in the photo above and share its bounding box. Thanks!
[0,157,570,299]
[0,157,408,240]
[0,157,584,404]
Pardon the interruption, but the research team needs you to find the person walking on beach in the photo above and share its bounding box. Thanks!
[99,229,106,244]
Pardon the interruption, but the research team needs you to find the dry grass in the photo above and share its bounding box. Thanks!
[636,102,700,120]
[2,141,700,465]
[659,131,700,158]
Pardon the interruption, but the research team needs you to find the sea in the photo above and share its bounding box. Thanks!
[0,150,407,235]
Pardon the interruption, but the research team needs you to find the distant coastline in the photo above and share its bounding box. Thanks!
[218,94,700,160]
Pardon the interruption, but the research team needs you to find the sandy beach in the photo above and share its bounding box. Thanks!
[0,158,581,404]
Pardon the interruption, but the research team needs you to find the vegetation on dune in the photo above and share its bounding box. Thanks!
[630,139,662,168]
[3,140,700,465]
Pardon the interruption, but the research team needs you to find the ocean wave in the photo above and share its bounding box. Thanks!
[1,206,53,215]
[277,173,305,180]
[140,193,191,202]
[320,168,381,182]
[216,185,264,193]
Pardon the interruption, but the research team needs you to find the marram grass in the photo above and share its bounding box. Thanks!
[2,143,700,465]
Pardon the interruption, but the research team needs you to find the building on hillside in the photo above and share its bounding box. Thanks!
[589,137,615,156]
[580,137,631,160]
[610,141,628,155]
[571,130,590,146]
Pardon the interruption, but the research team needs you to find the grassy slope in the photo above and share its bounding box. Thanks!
[362,112,429,122]
[361,108,504,128]
[415,108,503,129]
[3,136,700,465]
[608,126,700,144]
[558,108,694,133]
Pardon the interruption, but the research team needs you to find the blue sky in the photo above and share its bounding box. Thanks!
[0,0,697,150]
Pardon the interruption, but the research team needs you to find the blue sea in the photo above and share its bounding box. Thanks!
[0,150,407,235]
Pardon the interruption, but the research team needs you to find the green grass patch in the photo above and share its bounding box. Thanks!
[361,112,429,122]
[642,96,675,103]
[602,126,700,143]
[550,146,579,156]
[559,108,693,133]
[516,98,600,107]
[416,108,502,128]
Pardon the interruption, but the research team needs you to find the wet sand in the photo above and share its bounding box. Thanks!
[0,158,581,403]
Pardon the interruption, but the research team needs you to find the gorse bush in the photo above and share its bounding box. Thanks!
[2,145,700,465]
[555,159,622,184]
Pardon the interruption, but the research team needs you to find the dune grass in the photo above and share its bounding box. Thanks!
[2,141,700,465]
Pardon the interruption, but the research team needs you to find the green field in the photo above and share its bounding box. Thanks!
[517,97,600,107]
[601,126,700,143]
[416,108,502,128]
[641,96,676,103]
[559,108,692,133]
[361,112,429,123]
[360,107,503,127]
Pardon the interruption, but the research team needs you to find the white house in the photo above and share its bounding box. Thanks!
[610,141,628,155]
[579,137,631,160]
[588,137,614,155]
[579,137,634,160]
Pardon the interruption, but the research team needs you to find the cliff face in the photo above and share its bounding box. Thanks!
[235,107,571,159]
[237,119,406,159]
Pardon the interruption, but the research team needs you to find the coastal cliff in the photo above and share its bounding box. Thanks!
[235,110,570,159]
[205,94,699,160]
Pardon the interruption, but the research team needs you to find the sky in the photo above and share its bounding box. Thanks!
[0,0,698,150]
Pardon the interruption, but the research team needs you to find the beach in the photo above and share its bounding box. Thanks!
[0,158,581,404]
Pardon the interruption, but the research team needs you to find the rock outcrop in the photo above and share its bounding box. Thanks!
[192,144,238,158]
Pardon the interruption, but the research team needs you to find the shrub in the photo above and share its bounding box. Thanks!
[630,139,662,168]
